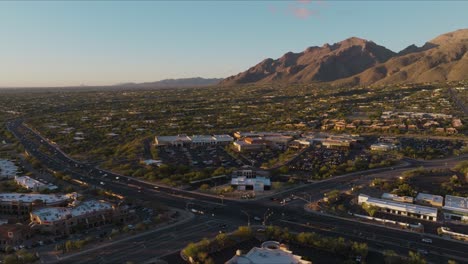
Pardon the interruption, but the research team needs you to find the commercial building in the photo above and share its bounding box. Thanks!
[232,169,269,178]
[358,194,438,222]
[263,135,293,150]
[155,134,233,147]
[233,139,266,152]
[233,135,293,152]
[233,132,283,139]
[30,200,130,235]
[442,195,468,222]
[226,241,311,264]
[0,193,75,216]
[415,193,444,207]
[381,193,414,203]
[0,159,17,179]
[213,135,235,145]
[231,176,271,191]
[370,143,397,152]
[14,176,58,192]
[190,135,218,146]
[154,135,192,147]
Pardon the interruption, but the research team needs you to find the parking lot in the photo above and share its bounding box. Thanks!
[158,145,242,169]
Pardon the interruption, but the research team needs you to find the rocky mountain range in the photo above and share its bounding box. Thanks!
[116,77,222,88]
[221,29,468,87]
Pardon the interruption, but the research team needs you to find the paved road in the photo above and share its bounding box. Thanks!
[6,119,468,264]
[50,216,236,264]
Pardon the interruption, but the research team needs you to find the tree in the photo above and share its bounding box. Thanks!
[408,251,427,264]
[279,165,289,174]
[215,233,227,248]
[362,203,379,217]
[296,232,313,246]
[3,255,18,264]
[183,243,199,259]
[383,250,401,264]
[212,167,226,176]
[204,258,215,264]
[197,252,208,262]
[351,242,368,258]
[234,226,252,239]
[199,184,210,191]
[324,189,341,204]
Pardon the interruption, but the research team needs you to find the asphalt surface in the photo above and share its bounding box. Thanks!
[6,119,468,264]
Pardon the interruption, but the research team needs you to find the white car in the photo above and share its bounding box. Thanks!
[421,238,432,243]
[254,216,261,221]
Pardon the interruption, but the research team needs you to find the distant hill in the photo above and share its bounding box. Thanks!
[221,29,468,87]
[116,77,223,88]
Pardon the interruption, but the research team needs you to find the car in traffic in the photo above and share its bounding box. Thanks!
[421,238,432,244]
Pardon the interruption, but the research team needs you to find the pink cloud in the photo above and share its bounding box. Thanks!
[290,6,318,20]
[268,5,277,14]
[268,1,323,20]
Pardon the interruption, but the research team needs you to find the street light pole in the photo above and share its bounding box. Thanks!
[241,210,250,226]
[263,208,274,226]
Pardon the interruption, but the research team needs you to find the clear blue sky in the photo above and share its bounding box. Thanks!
[1,1,467,87]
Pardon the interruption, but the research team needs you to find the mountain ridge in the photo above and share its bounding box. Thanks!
[221,29,468,87]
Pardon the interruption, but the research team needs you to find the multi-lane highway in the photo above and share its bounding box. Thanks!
[6,119,468,264]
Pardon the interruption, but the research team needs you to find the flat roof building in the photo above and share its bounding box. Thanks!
[415,193,444,207]
[226,241,311,264]
[14,176,58,192]
[381,193,414,203]
[154,135,192,147]
[0,193,75,216]
[30,200,130,235]
[442,195,468,222]
[371,143,397,152]
[155,134,233,146]
[358,194,438,222]
[231,176,271,192]
[0,160,17,179]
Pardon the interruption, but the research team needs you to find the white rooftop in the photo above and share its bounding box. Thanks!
[443,195,468,214]
[155,135,191,143]
[14,176,57,190]
[0,160,17,178]
[190,135,216,142]
[0,193,72,205]
[226,241,311,264]
[381,193,414,203]
[32,200,113,222]
[359,194,438,217]
[416,193,444,205]
[231,176,271,186]
[213,134,234,141]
